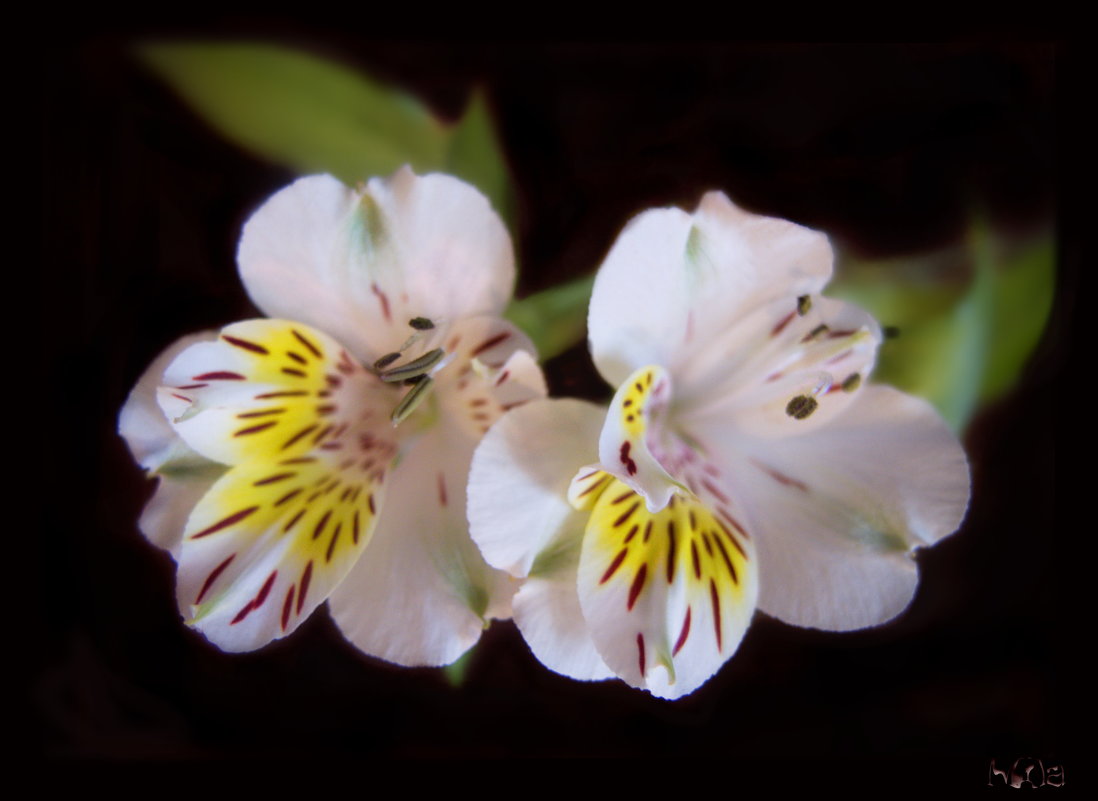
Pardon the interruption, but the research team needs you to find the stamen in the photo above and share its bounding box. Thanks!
[785,395,818,420]
[883,325,901,339]
[373,352,402,370]
[391,376,434,426]
[797,295,812,315]
[408,317,435,331]
[841,373,862,393]
[380,348,445,383]
[803,323,830,342]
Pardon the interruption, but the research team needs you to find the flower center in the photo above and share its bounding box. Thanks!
[371,317,451,427]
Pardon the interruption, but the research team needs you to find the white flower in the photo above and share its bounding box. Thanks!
[468,192,969,698]
[119,169,545,665]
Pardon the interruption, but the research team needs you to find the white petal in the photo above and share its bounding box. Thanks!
[119,331,215,473]
[468,398,612,680]
[596,365,683,512]
[119,331,225,556]
[577,479,758,699]
[678,295,882,439]
[328,418,515,667]
[713,385,970,631]
[468,398,605,577]
[158,319,396,467]
[589,192,832,388]
[237,170,515,363]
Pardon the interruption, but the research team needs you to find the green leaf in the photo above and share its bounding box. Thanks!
[831,220,1054,431]
[442,647,474,688]
[506,274,596,360]
[446,88,514,228]
[136,42,450,184]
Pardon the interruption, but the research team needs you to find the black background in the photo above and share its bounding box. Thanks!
[40,31,1068,777]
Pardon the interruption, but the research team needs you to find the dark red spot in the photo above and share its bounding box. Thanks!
[234,421,277,437]
[368,494,376,515]
[828,328,858,339]
[171,393,191,402]
[281,586,295,631]
[325,524,342,563]
[471,331,511,357]
[718,508,752,541]
[624,524,639,544]
[494,370,510,387]
[353,510,361,545]
[194,371,245,381]
[274,488,302,507]
[282,424,319,450]
[326,374,342,387]
[673,607,692,656]
[312,425,334,445]
[316,404,337,416]
[437,472,448,507]
[611,490,634,505]
[286,350,306,364]
[613,501,639,528]
[577,476,608,498]
[312,510,332,540]
[619,441,637,476]
[191,507,259,539]
[195,554,235,604]
[701,479,730,504]
[254,472,296,486]
[601,549,628,584]
[280,456,317,465]
[712,534,739,583]
[174,383,208,390]
[255,390,309,399]
[471,398,488,407]
[370,284,392,322]
[770,310,796,337]
[637,633,646,676]
[623,399,633,407]
[297,562,313,614]
[691,541,702,579]
[710,579,723,651]
[281,367,306,378]
[230,570,277,625]
[292,329,323,358]
[634,381,644,393]
[282,508,306,533]
[666,522,677,583]
[222,334,269,355]
[643,520,653,543]
[237,408,286,419]
[627,564,648,611]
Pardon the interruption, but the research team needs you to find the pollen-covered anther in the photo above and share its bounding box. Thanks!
[391,375,434,426]
[373,352,401,370]
[408,316,435,331]
[785,394,819,420]
[379,348,445,383]
[841,373,862,393]
[797,295,812,316]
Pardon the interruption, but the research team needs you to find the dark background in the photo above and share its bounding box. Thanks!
[40,33,1067,776]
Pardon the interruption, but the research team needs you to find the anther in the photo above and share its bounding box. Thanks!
[403,374,428,387]
[785,395,819,420]
[409,317,435,331]
[883,325,901,340]
[380,348,444,383]
[391,376,434,425]
[841,373,861,393]
[803,323,830,342]
[797,295,812,316]
[373,352,402,370]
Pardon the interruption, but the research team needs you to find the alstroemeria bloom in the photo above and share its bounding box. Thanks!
[468,192,969,698]
[120,169,545,665]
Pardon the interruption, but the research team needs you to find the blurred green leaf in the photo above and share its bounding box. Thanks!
[442,647,474,687]
[506,274,596,360]
[832,221,1054,431]
[447,88,514,228]
[137,42,450,184]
